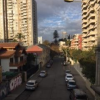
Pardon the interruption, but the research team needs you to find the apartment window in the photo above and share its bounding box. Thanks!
[10,58,13,63]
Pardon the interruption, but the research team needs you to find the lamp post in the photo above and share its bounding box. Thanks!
[64,0,81,2]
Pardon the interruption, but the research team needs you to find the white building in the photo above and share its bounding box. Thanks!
[38,36,43,44]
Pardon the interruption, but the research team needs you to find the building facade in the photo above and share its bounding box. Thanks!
[38,36,43,44]
[82,0,100,50]
[0,0,38,46]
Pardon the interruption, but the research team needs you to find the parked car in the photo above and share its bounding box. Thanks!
[39,70,47,77]
[50,59,53,65]
[65,70,71,75]
[69,89,88,100]
[25,80,38,90]
[46,63,51,68]
[65,73,74,82]
[66,79,77,90]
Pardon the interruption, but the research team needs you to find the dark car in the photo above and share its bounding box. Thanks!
[65,70,71,75]
[69,89,88,100]
[49,60,53,65]
[46,63,51,68]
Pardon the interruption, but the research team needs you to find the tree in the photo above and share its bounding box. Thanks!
[53,30,59,43]
[13,33,25,42]
[69,48,96,83]
[43,40,50,46]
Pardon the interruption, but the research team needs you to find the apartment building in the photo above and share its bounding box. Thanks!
[70,34,81,50]
[82,0,100,50]
[38,36,43,44]
[0,0,38,46]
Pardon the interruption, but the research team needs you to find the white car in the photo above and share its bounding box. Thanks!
[39,70,47,77]
[65,73,74,82]
[67,79,77,90]
[25,80,38,90]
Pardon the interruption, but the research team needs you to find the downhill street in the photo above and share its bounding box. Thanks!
[14,57,94,100]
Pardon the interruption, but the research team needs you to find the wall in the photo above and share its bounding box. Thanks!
[1,59,9,72]
[0,73,22,100]
[0,66,2,82]
[69,58,95,96]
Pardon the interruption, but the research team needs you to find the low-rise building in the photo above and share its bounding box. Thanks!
[27,44,50,68]
[0,42,27,72]
[38,44,50,67]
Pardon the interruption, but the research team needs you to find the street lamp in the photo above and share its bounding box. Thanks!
[64,0,81,2]
[64,0,73,2]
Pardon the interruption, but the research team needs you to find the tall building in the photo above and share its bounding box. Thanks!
[82,0,100,50]
[0,0,38,46]
[70,34,81,50]
[38,36,43,44]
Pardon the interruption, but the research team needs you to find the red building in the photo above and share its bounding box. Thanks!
[78,35,82,50]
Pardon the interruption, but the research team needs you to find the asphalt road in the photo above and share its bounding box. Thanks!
[15,57,94,100]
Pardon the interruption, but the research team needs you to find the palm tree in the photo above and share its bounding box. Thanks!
[12,33,25,44]
[53,30,59,44]
[14,33,25,42]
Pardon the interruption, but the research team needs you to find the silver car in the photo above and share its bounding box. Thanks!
[67,79,77,90]
[25,80,38,90]
[39,70,47,77]
[65,73,74,82]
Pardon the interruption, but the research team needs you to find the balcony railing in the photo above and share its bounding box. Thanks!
[9,60,26,67]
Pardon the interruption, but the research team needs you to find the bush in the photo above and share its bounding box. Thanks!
[69,48,96,84]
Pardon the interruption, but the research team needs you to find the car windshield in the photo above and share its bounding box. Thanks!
[40,72,45,74]
[69,82,76,85]
[66,70,70,73]
[27,82,34,85]
[76,95,87,99]
[67,76,72,78]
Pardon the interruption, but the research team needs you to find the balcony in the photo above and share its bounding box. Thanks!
[89,13,95,19]
[82,19,87,24]
[82,34,87,38]
[90,0,94,5]
[10,60,26,67]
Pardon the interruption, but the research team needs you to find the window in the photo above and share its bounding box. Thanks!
[20,56,23,61]
[15,57,18,63]
[10,58,13,63]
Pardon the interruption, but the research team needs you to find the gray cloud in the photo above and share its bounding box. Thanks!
[36,0,82,42]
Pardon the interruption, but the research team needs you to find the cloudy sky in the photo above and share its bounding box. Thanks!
[36,0,82,42]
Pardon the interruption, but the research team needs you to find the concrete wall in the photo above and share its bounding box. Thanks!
[1,59,9,72]
[69,58,95,96]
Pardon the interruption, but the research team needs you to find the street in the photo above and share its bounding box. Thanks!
[15,57,94,100]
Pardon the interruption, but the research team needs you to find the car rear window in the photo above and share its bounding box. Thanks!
[69,82,76,85]
[27,82,34,85]
[67,76,72,78]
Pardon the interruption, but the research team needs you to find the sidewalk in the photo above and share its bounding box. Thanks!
[3,68,40,100]
[4,83,26,100]
[67,64,95,100]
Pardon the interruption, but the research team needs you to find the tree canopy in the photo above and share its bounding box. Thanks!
[53,30,59,43]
